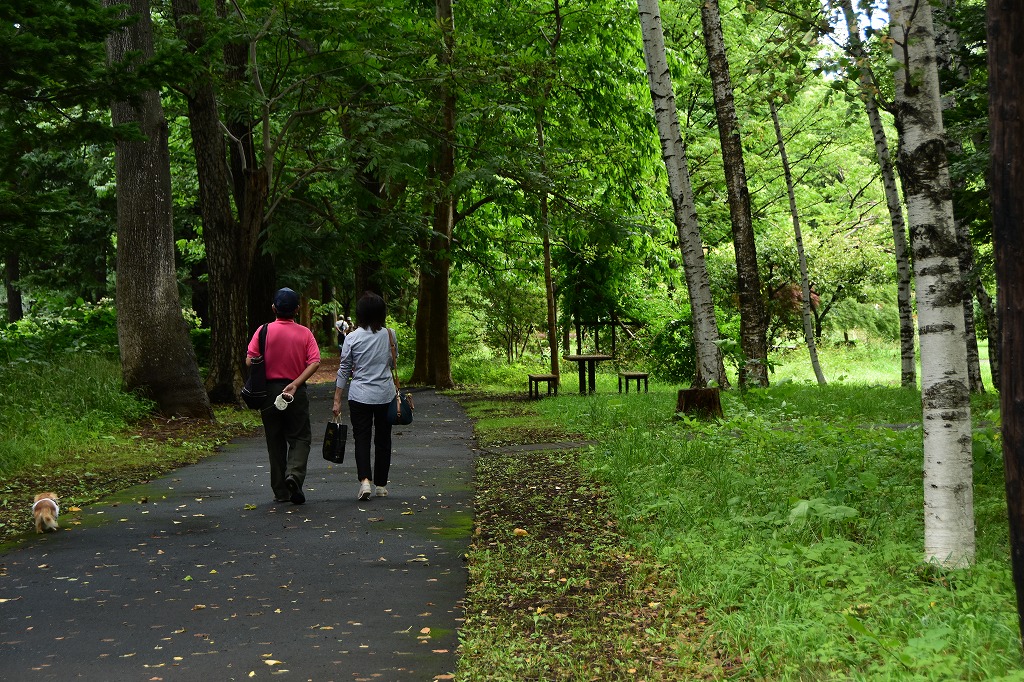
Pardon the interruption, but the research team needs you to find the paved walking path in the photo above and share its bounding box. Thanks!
[0,384,475,681]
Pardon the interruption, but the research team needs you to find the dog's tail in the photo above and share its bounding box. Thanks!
[39,513,59,532]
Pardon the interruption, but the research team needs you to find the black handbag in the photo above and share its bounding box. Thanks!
[241,324,269,409]
[387,391,414,426]
[322,417,347,463]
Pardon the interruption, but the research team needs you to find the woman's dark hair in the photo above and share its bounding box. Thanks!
[355,291,386,332]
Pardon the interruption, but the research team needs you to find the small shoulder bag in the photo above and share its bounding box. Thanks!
[242,324,269,409]
[386,328,414,425]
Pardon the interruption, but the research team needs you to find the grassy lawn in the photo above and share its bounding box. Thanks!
[456,342,1022,680]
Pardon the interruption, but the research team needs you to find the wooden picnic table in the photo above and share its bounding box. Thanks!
[563,354,613,393]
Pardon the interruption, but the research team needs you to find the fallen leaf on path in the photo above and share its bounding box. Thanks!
[513,528,528,536]
[68,506,81,512]
[192,604,206,610]
[263,659,282,666]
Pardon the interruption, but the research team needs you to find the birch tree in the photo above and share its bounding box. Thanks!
[932,0,984,394]
[769,99,825,385]
[839,0,916,389]
[104,0,213,418]
[889,0,973,567]
[636,0,726,388]
[699,0,768,388]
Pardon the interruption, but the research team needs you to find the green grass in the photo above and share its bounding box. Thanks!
[0,352,261,542]
[504,345,1021,680]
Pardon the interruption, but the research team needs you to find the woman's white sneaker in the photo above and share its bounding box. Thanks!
[358,481,372,500]
[375,486,388,497]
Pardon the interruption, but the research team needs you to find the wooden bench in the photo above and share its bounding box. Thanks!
[528,373,559,399]
[618,371,649,393]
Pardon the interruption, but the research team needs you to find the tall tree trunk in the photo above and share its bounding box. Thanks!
[769,99,825,385]
[956,218,985,393]
[171,0,249,405]
[425,0,456,389]
[988,0,1024,638]
[976,280,1000,390]
[841,0,916,388]
[410,252,433,385]
[104,0,212,419]
[4,250,22,323]
[536,113,560,381]
[222,5,269,338]
[699,0,767,388]
[931,0,984,393]
[534,2,563,384]
[890,0,973,568]
[636,0,726,388]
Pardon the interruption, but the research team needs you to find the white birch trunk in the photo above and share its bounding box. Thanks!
[890,0,974,568]
[636,0,726,388]
[841,0,916,389]
[769,99,825,385]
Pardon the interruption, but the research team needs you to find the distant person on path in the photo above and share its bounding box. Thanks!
[333,292,398,500]
[335,315,352,352]
[246,287,321,504]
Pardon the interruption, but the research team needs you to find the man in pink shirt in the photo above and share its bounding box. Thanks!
[246,288,321,504]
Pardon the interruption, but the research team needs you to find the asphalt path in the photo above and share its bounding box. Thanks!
[0,384,475,681]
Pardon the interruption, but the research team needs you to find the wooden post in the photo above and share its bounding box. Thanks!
[675,388,723,420]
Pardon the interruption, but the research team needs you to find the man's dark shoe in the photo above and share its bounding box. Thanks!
[285,475,305,504]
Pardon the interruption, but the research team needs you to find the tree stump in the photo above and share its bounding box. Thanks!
[675,388,723,420]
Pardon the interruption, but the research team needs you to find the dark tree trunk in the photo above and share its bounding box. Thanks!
[425,0,455,390]
[536,112,561,382]
[172,0,249,404]
[410,252,433,385]
[4,250,22,323]
[699,0,768,387]
[104,0,211,418]
[976,280,1001,391]
[222,14,268,339]
[988,0,1024,640]
[675,388,723,420]
[248,243,276,331]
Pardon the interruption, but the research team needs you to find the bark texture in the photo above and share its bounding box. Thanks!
[699,0,767,387]
[890,0,973,568]
[636,0,726,388]
[841,0,916,388]
[105,0,212,418]
[171,0,250,404]
[987,0,1024,638]
[425,0,455,389]
[931,2,985,393]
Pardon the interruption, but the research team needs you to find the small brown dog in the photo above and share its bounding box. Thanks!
[32,492,60,533]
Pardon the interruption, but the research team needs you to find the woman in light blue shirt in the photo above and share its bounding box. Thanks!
[333,292,399,500]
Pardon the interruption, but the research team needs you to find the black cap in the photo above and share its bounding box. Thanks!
[273,287,300,315]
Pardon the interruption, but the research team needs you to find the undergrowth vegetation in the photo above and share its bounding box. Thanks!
[513,379,1019,679]
[0,335,260,543]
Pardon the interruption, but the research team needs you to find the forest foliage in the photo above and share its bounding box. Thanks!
[2,0,985,382]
